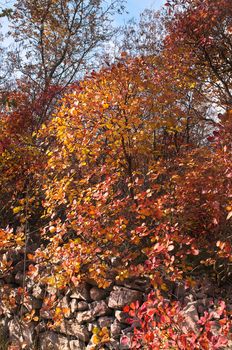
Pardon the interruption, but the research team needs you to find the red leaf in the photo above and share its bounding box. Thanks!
[123,305,130,313]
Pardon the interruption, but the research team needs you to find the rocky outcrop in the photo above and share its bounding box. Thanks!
[0,277,148,349]
[108,286,143,309]
[0,271,231,349]
[39,332,85,350]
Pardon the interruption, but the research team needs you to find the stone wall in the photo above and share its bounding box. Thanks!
[0,276,151,350]
[0,252,231,349]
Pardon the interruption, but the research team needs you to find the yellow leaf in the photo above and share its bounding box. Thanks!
[55,307,62,314]
[101,327,109,335]
[13,206,23,214]
[49,226,56,233]
[16,237,24,246]
[92,334,100,345]
[92,326,99,335]
[161,283,168,291]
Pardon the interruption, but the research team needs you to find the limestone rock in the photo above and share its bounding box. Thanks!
[115,310,129,324]
[181,301,199,333]
[70,298,78,313]
[39,331,85,350]
[70,299,89,313]
[70,283,90,301]
[77,301,89,311]
[108,286,143,309]
[118,277,150,292]
[97,316,114,328]
[40,302,54,319]
[90,286,108,301]
[59,320,90,342]
[110,320,123,338]
[87,322,98,333]
[106,338,120,350]
[90,300,110,317]
[8,319,35,348]
[76,310,95,324]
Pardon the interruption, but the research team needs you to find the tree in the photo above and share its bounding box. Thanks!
[119,9,166,57]
[0,0,125,228]
[10,0,124,88]
[166,0,232,107]
[5,0,125,127]
[32,50,209,289]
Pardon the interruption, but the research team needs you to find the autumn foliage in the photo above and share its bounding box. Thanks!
[0,0,231,348]
[121,293,231,350]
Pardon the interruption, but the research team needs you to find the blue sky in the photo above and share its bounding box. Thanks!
[118,0,165,23]
[0,0,166,36]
